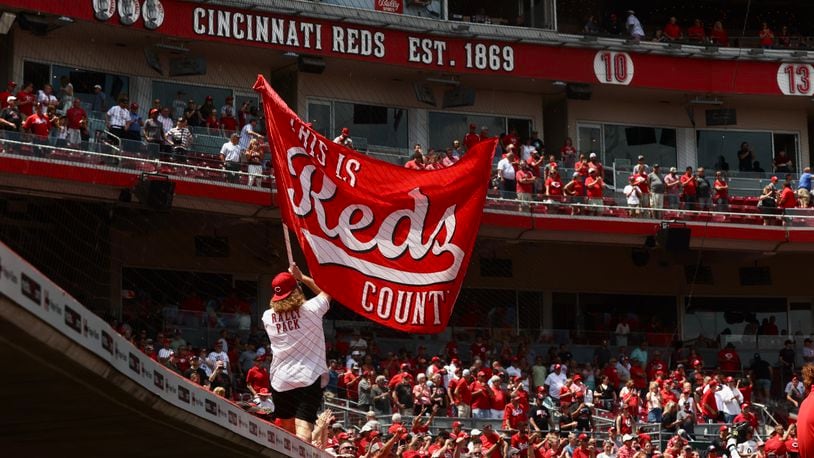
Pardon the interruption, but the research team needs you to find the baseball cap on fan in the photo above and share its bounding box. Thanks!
[271,272,298,301]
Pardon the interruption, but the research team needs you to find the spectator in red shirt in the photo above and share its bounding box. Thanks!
[585,168,605,215]
[711,21,729,46]
[560,137,576,167]
[700,380,720,421]
[687,19,705,41]
[479,126,490,142]
[516,161,536,202]
[717,343,741,374]
[511,426,530,455]
[470,335,488,361]
[545,167,563,199]
[453,369,473,418]
[479,424,504,458]
[713,171,729,211]
[0,80,16,109]
[778,181,797,209]
[490,376,508,418]
[764,425,788,457]
[663,17,682,40]
[503,394,528,430]
[65,98,87,146]
[22,103,51,138]
[647,351,668,380]
[759,22,775,48]
[404,150,425,170]
[245,355,270,396]
[16,82,35,116]
[463,123,480,151]
[680,166,697,209]
[572,434,592,458]
[470,371,492,419]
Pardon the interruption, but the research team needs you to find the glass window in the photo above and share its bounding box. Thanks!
[773,133,798,174]
[51,64,130,112]
[311,100,409,150]
[23,61,49,90]
[151,80,231,118]
[683,296,786,341]
[307,101,332,139]
[697,130,773,174]
[603,124,677,169]
[428,112,505,151]
[577,124,601,158]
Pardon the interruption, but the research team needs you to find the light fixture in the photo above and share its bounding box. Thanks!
[580,35,598,42]
[793,51,808,58]
[155,42,190,53]
[0,12,16,35]
[57,16,74,23]
[451,24,470,32]
[282,51,299,58]
[689,97,723,105]
[748,48,765,56]
[552,81,567,88]
[702,46,719,54]
[425,77,460,86]
[667,43,682,50]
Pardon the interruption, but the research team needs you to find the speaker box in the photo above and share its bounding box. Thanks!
[566,83,592,100]
[134,175,175,209]
[657,226,691,252]
[298,56,326,74]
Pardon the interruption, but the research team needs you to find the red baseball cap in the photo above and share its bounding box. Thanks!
[477,371,486,377]
[578,433,588,441]
[341,127,350,135]
[400,363,410,370]
[554,364,562,370]
[720,426,728,432]
[271,272,297,301]
[573,374,582,382]
[452,421,462,428]
[536,386,546,394]
[7,81,15,87]
[692,359,702,367]
[257,388,270,395]
[771,176,778,182]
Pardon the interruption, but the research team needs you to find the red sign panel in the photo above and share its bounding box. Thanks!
[254,75,495,334]
[375,0,403,14]
[0,0,796,96]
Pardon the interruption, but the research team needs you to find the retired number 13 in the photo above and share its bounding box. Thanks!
[464,43,515,72]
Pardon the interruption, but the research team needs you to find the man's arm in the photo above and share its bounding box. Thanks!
[289,263,329,301]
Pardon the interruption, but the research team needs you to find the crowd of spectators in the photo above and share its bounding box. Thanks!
[399,124,812,221]
[0,80,269,180]
[580,10,799,50]
[112,310,812,457]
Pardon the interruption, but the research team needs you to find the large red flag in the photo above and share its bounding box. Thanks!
[254,75,496,334]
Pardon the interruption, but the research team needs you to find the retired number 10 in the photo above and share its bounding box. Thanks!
[464,43,515,72]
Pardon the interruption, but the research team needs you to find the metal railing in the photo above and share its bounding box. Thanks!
[4,133,814,227]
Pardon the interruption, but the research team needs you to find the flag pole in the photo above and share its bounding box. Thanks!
[282,223,294,265]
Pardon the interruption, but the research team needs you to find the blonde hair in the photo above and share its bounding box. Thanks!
[271,288,305,313]
[213,387,226,397]
[803,364,814,389]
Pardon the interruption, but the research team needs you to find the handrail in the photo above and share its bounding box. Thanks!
[1,137,262,181]
[5,136,814,227]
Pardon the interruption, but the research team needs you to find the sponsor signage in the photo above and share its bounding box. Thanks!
[0,240,328,457]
